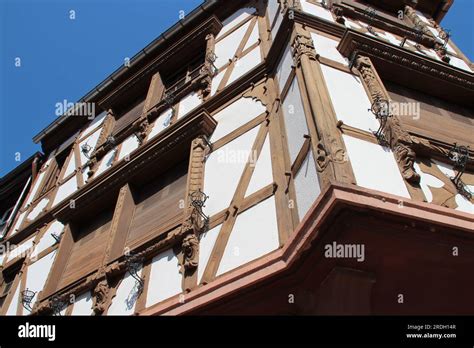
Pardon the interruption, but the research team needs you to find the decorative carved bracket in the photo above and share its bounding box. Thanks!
[182,233,199,270]
[132,116,150,145]
[91,279,110,315]
[338,29,473,107]
[353,56,420,184]
[292,32,317,66]
[404,5,451,63]
[243,78,270,106]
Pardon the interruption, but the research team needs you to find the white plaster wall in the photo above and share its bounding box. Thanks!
[227,46,262,86]
[26,198,49,221]
[310,32,347,65]
[217,196,279,276]
[320,65,380,132]
[22,250,57,315]
[422,49,441,61]
[52,176,79,207]
[94,148,117,178]
[117,135,140,162]
[146,248,182,308]
[211,69,226,96]
[427,25,439,38]
[271,9,283,40]
[415,10,431,25]
[148,108,173,139]
[300,0,335,22]
[71,291,93,315]
[432,160,474,214]
[413,162,443,203]
[210,97,266,143]
[446,42,457,55]
[282,77,309,164]
[23,170,46,207]
[343,135,410,198]
[455,194,474,214]
[345,19,362,30]
[62,152,77,179]
[276,45,293,90]
[294,150,321,220]
[31,221,63,259]
[177,92,201,119]
[9,210,27,236]
[6,282,21,315]
[81,111,106,137]
[78,128,102,167]
[267,0,279,27]
[378,31,401,46]
[450,56,472,72]
[215,20,251,70]
[217,8,255,40]
[243,23,259,51]
[245,134,273,197]
[107,267,143,315]
[2,176,31,238]
[197,224,222,283]
[204,127,259,217]
[6,236,35,263]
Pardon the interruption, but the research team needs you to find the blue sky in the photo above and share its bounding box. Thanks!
[0,0,473,177]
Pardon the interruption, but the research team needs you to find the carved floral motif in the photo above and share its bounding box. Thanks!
[354,55,420,184]
[292,33,317,66]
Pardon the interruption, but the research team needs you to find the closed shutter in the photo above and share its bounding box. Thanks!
[112,98,145,137]
[126,161,188,247]
[385,81,473,147]
[58,208,113,289]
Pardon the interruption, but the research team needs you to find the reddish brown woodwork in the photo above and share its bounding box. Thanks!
[58,208,114,289]
[126,161,188,248]
[386,81,474,148]
[112,98,146,137]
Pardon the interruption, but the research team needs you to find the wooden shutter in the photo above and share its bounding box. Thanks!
[112,98,145,137]
[386,82,474,147]
[58,208,113,289]
[143,72,165,114]
[126,161,188,247]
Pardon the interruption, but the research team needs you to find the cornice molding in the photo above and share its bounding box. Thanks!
[338,29,474,106]
[98,16,222,109]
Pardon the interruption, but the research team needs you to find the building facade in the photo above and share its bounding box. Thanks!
[0,0,472,316]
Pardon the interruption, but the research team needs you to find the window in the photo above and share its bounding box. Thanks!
[0,206,14,238]
[112,97,146,137]
[126,161,188,247]
[38,150,70,198]
[0,265,20,310]
[57,208,114,289]
[162,53,205,90]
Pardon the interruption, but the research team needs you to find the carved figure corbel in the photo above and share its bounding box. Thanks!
[182,233,199,270]
[354,55,420,184]
[315,140,330,172]
[92,279,110,315]
[133,117,150,145]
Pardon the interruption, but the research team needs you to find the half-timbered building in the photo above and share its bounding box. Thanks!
[0,0,473,315]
